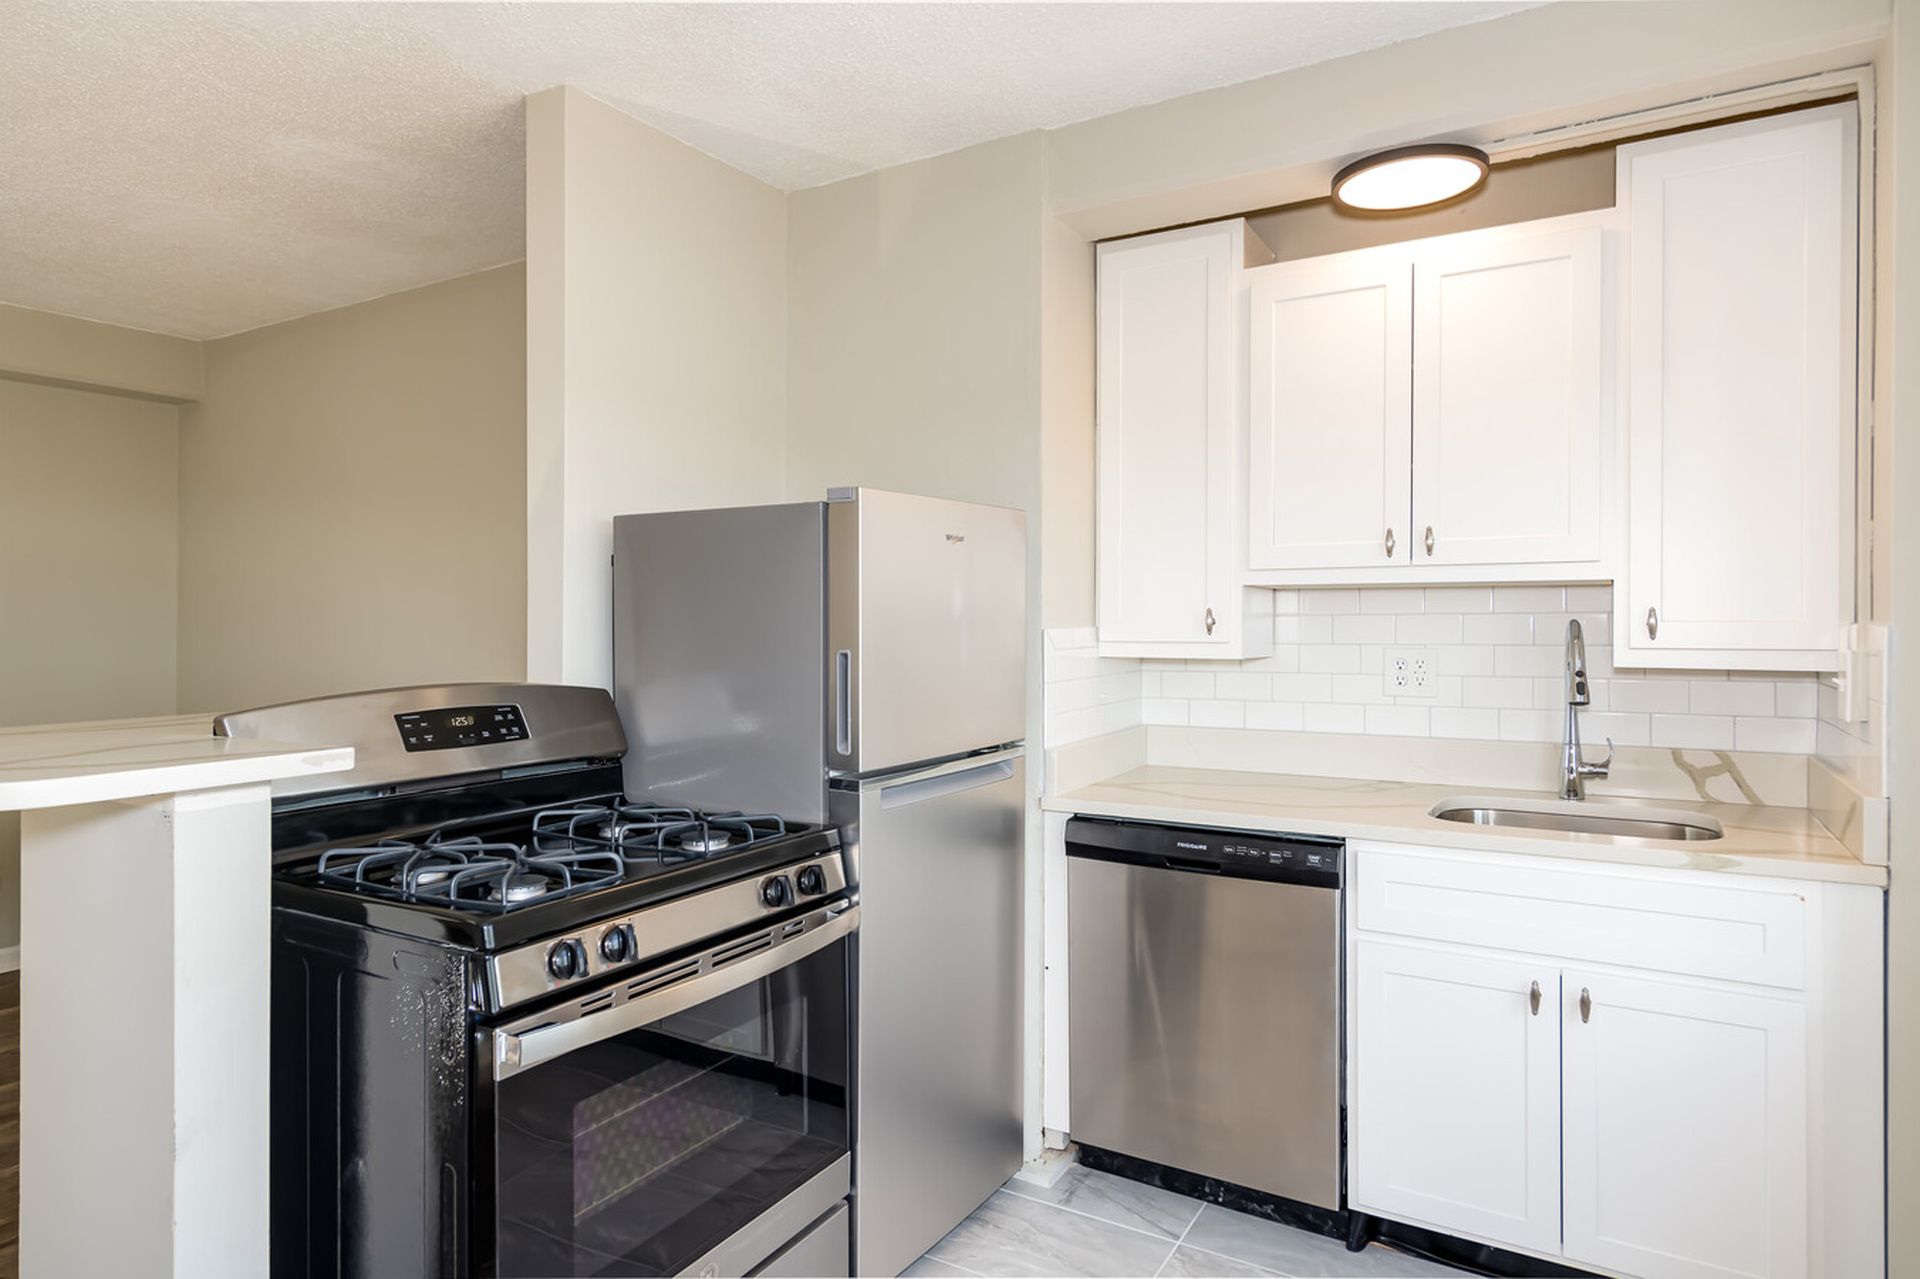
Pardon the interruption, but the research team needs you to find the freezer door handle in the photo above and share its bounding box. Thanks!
[879,757,1016,810]
[834,649,853,756]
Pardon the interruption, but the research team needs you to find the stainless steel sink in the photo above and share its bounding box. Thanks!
[1430,796,1724,842]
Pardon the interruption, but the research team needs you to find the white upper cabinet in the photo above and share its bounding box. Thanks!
[1248,249,1412,570]
[1096,219,1274,658]
[1413,225,1604,567]
[1247,215,1610,584]
[1616,104,1856,670]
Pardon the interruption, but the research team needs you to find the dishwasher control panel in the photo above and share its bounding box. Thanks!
[1064,817,1341,887]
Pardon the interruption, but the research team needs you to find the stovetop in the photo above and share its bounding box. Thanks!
[270,764,840,952]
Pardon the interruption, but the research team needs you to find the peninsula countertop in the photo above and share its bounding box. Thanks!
[0,712,353,810]
[1045,763,1885,887]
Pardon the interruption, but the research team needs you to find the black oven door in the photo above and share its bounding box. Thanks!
[478,903,856,1278]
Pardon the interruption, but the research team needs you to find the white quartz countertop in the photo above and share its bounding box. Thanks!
[0,713,353,811]
[1046,764,1886,887]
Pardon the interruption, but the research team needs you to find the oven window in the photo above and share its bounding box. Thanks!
[492,940,850,1277]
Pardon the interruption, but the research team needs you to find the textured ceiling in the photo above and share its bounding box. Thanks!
[0,2,1534,339]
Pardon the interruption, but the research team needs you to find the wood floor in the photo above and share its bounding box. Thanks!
[1,971,17,1278]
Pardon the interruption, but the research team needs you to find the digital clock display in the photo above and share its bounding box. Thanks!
[394,704,528,752]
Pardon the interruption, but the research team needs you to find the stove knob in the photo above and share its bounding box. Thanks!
[795,865,826,897]
[547,939,585,981]
[760,876,793,909]
[599,924,635,965]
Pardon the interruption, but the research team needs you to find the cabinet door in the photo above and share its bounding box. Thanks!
[1619,104,1854,667]
[1096,223,1237,647]
[1248,252,1413,570]
[1413,225,1603,566]
[1352,941,1561,1255]
[1562,970,1807,1279]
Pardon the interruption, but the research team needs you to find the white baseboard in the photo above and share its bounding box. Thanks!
[0,945,17,974]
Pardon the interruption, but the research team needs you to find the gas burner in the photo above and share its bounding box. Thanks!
[528,802,789,863]
[316,837,622,913]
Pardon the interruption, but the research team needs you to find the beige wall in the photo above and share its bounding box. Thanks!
[0,377,180,949]
[525,86,788,691]
[0,302,201,402]
[176,265,527,712]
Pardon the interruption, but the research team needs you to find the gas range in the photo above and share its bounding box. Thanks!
[218,683,858,1277]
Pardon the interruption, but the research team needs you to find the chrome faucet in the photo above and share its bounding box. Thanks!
[1561,619,1614,800]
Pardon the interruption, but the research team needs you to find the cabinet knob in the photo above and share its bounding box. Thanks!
[1424,525,1435,557]
[1204,607,1216,636]
[1579,986,1593,1023]
[1646,607,1659,640]
[1529,980,1541,1016]
[1384,528,1396,558]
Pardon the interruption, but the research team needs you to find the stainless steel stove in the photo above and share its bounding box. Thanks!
[221,683,856,1278]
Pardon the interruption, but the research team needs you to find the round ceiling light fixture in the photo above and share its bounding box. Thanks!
[1332,143,1490,212]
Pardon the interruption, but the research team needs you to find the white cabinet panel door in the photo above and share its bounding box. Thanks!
[1562,970,1808,1279]
[1096,223,1238,648]
[1620,104,1854,666]
[1352,941,1561,1255]
[1413,225,1603,566]
[1249,252,1413,570]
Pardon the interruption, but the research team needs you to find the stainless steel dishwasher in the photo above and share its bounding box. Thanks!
[1066,816,1343,1210]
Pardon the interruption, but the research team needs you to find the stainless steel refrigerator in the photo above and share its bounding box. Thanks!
[612,488,1027,1277]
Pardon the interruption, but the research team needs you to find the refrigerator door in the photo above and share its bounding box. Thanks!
[834,748,1024,1277]
[612,503,828,823]
[827,490,1026,777]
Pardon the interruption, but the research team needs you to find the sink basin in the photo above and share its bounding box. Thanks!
[1430,796,1724,842]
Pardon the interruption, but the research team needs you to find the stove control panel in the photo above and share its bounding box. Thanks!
[486,851,852,1011]
[395,704,528,752]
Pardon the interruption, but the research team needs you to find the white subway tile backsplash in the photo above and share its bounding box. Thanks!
[1735,716,1817,754]
[1494,645,1565,678]
[1463,613,1534,645]
[1365,705,1430,736]
[1213,672,1272,701]
[1361,587,1425,614]
[1044,584,1828,758]
[1333,614,1396,645]
[1431,707,1501,739]
[1651,713,1735,750]
[1190,700,1246,728]
[1395,613,1465,645]
[1304,703,1365,733]
[1272,673,1335,702]
[1274,615,1334,645]
[1494,585,1565,613]
[1160,671,1214,699]
[1775,680,1817,718]
[1425,586,1494,613]
[1246,701,1306,731]
[1301,589,1361,614]
[1689,680,1774,718]
[1607,679,1691,714]
[1300,645,1362,674]
[1462,676,1535,709]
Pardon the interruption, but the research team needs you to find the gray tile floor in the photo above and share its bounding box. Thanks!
[906,1165,1471,1278]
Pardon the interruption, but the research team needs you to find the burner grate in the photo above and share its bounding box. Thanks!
[530,802,788,863]
[317,835,623,913]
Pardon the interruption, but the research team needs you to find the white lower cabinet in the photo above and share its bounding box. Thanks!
[1352,943,1561,1255]
[1348,842,1876,1279]
[1561,970,1807,1279]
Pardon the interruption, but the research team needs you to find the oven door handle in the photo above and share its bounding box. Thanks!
[492,905,857,1081]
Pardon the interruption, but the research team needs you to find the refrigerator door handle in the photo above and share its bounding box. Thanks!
[878,757,1016,810]
[834,649,853,755]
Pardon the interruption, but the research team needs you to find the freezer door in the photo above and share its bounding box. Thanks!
[827,490,1026,776]
[836,748,1025,1276]
[612,503,828,823]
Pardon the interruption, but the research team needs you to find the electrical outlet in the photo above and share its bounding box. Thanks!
[1385,647,1439,699]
